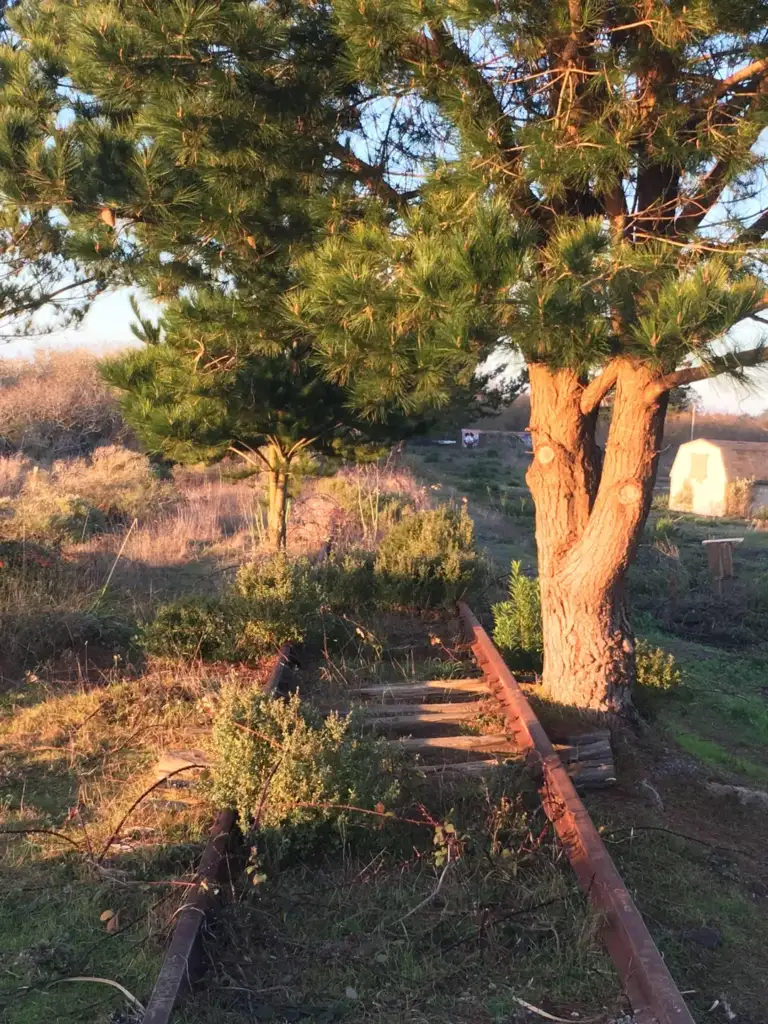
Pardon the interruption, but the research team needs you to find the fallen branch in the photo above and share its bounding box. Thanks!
[510,996,603,1023]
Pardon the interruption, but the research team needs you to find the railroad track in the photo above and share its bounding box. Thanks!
[143,606,696,1024]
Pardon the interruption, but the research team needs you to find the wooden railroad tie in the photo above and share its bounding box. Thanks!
[153,678,616,794]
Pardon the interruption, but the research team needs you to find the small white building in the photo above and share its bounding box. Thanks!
[669,438,768,517]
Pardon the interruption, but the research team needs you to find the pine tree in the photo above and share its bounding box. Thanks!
[0,0,491,547]
[103,291,438,549]
[300,1,768,712]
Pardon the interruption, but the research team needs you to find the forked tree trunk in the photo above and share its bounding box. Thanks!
[526,361,668,713]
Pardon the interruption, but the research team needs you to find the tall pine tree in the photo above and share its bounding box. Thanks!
[300,0,768,711]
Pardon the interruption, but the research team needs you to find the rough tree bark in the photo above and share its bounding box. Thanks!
[526,360,669,714]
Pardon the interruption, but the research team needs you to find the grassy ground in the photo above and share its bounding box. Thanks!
[3,436,768,1023]
[404,444,768,1021]
[0,451,281,1023]
[178,804,621,1024]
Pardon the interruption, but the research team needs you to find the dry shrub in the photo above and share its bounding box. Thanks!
[726,476,754,518]
[2,446,177,543]
[0,453,33,498]
[0,349,124,458]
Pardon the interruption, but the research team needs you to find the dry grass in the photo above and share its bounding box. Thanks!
[0,350,123,458]
[302,463,429,549]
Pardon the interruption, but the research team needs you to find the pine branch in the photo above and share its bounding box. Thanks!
[648,343,768,395]
[331,143,416,210]
[416,22,549,228]
[675,84,768,237]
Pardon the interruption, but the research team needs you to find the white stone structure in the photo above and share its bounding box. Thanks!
[669,438,768,517]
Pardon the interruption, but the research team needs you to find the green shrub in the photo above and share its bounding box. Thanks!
[492,562,543,671]
[142,597,240,660]
[633,639,682,716]
[313,549,376,612]
[635,640,682,690]
[0,607,135,674]
[143,554,320,662]
[235,553,319,654]
[373,503,481,608]
[207,689,404,861]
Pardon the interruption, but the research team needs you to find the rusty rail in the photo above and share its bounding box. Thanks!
[458,602,696,1024]
[141,643,292,1024]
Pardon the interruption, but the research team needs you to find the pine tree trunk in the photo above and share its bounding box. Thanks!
[526,361,667,713]
[266,447,289,551]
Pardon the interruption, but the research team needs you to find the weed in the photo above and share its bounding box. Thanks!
[492,561,543,671]
[633,639,682,716]
[651,491,671,511]
[315,467,423,546]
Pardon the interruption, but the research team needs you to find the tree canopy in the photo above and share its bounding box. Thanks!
[298,0,768,710]
[0,0,507,546]
[5,0,768,701]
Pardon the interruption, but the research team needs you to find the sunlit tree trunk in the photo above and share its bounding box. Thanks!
[526,361,668,713]
[266,444,290,551]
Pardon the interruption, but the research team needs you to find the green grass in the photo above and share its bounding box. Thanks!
[0,660,231,1024]
[0,847,186,1024]
[603,825,768,1020]
[177,775,621,1024]
[672,731,768,783]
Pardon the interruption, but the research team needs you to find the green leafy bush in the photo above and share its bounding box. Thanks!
[633,639,682,715]
[492,562,543,671]
[235,553,319,655]
[142,598,240,660]
[207,689,404,861]
[142,554,320,662]
[635,640,682,690]
[373,503,481,608]
[313,549,376,612]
